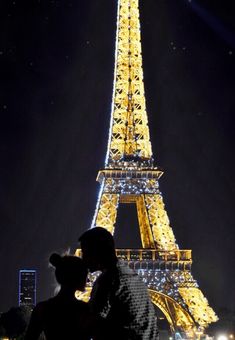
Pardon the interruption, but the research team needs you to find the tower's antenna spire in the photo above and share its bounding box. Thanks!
[105,0,152,166]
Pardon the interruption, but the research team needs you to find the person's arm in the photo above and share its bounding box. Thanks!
[90,267,120,318]
[24,304,44,340]
[89,271,119,340]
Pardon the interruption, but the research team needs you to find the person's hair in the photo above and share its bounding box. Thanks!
[79,227,117,266]
[49,253,87,289]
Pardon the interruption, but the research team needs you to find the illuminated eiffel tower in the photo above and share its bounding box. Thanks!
[77,0,218,337]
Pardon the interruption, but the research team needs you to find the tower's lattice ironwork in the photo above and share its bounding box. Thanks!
[77,0,218,337]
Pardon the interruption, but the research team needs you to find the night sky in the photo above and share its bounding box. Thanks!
[0,0,234,316]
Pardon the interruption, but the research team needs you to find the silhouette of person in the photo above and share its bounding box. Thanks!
[25,253,91,340]
[79,227,159,340]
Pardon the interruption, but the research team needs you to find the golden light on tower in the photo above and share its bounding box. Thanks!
[77,0,218,337]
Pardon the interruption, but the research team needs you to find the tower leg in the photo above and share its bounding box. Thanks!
[136,195,155,248]
[144,194,178,251]
[93,191,119,235]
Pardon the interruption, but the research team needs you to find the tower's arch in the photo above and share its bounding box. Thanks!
[149,289,196,337]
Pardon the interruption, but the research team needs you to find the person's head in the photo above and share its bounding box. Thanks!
[78,227,117,272]
[49,253,88,291]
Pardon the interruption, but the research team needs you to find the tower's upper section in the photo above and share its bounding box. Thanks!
[105,0,153,167]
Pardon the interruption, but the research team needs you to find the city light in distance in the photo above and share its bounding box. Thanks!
[217,335,228,340]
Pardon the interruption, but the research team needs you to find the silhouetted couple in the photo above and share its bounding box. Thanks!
[25,227,158,339]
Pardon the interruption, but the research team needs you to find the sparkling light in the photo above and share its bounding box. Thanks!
[217,335,228,340]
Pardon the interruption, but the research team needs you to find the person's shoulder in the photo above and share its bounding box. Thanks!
[34,297,59,312]
[117,260,136,276]
[31,300,49,319]
[116,261,149,293]
[34,300,47,310]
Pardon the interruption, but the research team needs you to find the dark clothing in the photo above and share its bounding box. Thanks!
[25,296,91,340]
[90,261,158,340]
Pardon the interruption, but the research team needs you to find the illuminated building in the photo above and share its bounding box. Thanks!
[76,0,218,337]
[18,270,36,308]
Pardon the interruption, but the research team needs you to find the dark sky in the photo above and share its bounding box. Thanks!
[0,0,234,316]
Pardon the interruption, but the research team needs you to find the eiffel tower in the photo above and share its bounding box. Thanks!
[76,0,218,337]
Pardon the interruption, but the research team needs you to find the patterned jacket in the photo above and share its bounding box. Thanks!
[89,261,159,340]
